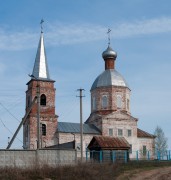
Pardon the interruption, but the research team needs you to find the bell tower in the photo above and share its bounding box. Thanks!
[23,28,58,149]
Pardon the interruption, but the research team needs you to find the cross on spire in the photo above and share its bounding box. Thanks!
[40,19,44,33]
[107,28,111,46]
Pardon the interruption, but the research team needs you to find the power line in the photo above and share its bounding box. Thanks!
[0,103,20,123]
[0,118,22,144]
[59,100,79,122]
[0,95,25,110]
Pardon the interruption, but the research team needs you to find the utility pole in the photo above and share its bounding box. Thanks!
[77,88,85,162]
[6,96,37,149]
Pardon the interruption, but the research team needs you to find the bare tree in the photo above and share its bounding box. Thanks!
[154,126,168,154]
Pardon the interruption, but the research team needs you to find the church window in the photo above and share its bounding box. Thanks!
[127,99,130,110]
[128,129,132,137]
[42,124,46,136]
[102,95,108,109]
[117,95,122,108]
[118,129,123,136]
[40,94,46,106]
[109,129,113,136]
[92,96,96,110]
[143,145,147,156]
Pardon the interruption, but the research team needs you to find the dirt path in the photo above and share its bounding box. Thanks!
[117,166,171,180]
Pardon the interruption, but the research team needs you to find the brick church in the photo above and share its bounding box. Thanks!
[23,30,155,158]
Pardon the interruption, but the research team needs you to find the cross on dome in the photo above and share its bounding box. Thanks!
[107,28,111,45]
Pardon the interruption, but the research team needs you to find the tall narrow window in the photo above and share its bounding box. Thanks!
[92,97,96,110]
[109,129,113,136]
[102,95,108,109]
[117,95,122,108]
[127,99,130,110]
[40,94,46,106]
[42,124,46,136]
[143,145,147,156]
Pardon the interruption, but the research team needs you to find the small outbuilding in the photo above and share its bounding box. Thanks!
[87,136,130,163]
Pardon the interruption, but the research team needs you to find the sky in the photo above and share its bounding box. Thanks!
[0,0,171,149]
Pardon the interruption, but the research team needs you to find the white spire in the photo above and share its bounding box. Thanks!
[32,32,50,80]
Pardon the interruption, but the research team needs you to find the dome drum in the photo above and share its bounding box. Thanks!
[91,86,131,115]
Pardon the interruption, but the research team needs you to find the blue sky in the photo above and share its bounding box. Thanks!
[0,0,171,149]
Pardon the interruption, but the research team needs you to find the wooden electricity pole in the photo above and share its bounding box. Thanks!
[6,97,37,149]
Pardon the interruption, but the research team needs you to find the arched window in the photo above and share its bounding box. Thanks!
[92,97,96,110]
[117,95,122,108]
[102,95,108,109]
[42,124,46,136]
[40,94,46,106]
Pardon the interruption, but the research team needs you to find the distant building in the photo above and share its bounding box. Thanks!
[23,30,155,159]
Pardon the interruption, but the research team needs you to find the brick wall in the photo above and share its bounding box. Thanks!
[23,79,58,149]
[91,86,131,115]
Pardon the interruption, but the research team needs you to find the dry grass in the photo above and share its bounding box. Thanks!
[0,161,171,180]
[0,163,119,180]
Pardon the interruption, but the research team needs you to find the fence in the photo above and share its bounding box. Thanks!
[85,150,128,163]
[85,150,171,163]
[0,149,77,167]
[130,150,171,161]
[155,150,171,161]
[0,149,170,167]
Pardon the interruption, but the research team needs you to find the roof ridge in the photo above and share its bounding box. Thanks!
[137,128,155,138]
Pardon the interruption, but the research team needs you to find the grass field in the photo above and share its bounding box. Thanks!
[0,161,171,180]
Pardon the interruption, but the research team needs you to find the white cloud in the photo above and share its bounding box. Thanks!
[1,16,171,50]
[113,17,171,38]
